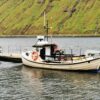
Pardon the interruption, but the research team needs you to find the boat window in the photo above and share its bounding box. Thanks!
[26,52,29,56]
[40,48,45,60]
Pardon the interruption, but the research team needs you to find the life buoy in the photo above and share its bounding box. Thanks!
[32,52,38,61]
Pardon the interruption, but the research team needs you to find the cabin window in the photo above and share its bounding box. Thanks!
[40,48,45,60]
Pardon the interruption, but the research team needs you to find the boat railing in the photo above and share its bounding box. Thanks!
[42,53,86,62]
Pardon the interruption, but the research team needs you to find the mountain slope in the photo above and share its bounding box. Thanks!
[0,0,100,35]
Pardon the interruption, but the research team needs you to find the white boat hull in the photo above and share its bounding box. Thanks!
[22,52,100,71]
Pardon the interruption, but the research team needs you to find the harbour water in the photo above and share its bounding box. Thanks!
[0,37,100,100]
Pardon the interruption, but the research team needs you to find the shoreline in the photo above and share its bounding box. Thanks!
[0,34,100,38]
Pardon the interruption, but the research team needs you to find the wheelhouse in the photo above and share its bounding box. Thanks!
[33,43,58,61]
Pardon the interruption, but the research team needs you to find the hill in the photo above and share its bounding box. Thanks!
[0,0,100,36]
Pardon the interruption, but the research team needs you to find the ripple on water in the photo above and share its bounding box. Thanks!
[0,62,100,100]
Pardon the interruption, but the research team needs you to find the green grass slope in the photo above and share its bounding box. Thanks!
[0,0,100,36]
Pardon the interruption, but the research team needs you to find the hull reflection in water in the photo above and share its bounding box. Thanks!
[21,66,100,100]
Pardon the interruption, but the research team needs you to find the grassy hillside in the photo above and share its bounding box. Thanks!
[0,0,100,36]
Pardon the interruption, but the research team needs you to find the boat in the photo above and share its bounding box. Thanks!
[21,36,100,71]
[21,12,100,71]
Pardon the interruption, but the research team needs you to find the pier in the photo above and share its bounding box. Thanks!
[0,46,22,63]
[0,53,22,63]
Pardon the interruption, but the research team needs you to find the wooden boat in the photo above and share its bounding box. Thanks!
[21,36,100,71]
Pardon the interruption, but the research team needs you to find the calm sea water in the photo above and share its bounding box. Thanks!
[0,37,100,100]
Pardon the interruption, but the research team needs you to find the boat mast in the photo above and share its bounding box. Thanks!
[44,12,49,41]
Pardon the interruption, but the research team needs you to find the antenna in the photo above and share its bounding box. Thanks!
[44,12,46,28]
[46,20,49,41]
